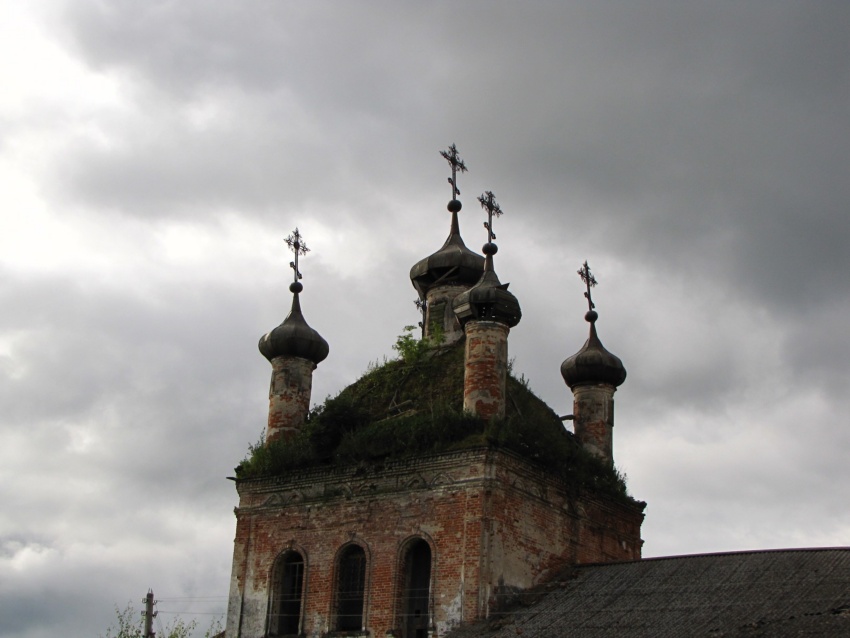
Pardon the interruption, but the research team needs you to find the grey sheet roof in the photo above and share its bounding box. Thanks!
[448,548,850,638]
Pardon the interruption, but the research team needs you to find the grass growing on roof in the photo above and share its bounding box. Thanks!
[236,341,631,501]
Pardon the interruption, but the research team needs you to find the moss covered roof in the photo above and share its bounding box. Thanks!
[236,342,632,503]
[328,343,560,429]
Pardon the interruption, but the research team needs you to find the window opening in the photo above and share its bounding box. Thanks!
[336,545,366,631]
[400,540,432,638]
[269,552,304,636]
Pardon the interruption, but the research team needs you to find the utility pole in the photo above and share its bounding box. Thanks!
[142,589,157,638]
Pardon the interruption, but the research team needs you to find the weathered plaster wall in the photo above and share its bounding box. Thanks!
[266,355,315,444]
[425,284,468,345]
[571,384,616,466]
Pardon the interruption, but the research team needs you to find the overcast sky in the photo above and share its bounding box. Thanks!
[1,2,849,636]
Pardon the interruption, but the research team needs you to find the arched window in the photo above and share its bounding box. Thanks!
[336,544,367,631]
[399,539,432,638]
[269,551,305,636]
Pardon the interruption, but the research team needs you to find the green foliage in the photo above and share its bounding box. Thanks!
[235,342,630,502]
[429,321,445,347]
[102,604,141,638]
[234,438,297,478]
[236,346,466,477]
[308,393,371,455]
[334,407,484,462]
[392,325,429,363]
[485,414,629,500]
[392,323,446,363]
[102,603,222,638]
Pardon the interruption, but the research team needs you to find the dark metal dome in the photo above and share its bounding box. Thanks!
[410,209,485,298]
[452,254,521,328]
[560,313,626,388]
[259,292,329,364]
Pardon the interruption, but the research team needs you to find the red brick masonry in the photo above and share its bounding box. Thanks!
[226,448,644,637]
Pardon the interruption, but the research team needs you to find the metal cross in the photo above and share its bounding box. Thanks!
[578,260,597,311]
[285,228,309,283]
[478,190,503,243]
[440,144,467,200]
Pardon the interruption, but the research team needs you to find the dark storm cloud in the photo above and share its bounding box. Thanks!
[785,302,850,394]
[52,1,850,315]
[470,4,850,314]
[48,1,447,219]
[4,2,850,636]
[59,1,449,106]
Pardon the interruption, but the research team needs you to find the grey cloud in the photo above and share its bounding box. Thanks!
[50,1,850,321]
[4,2,850,636]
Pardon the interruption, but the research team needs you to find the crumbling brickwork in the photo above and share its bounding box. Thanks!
[225,448,643,638]
[462,322,509,420]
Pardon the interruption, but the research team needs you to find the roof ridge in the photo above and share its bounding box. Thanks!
[573,545,850,569]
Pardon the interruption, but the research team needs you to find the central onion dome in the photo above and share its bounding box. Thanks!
[259,282,329,364]
[560,310,626,388]
[410,200,485,299]
[452,243,521,327]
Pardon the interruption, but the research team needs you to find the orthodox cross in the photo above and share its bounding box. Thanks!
[440,144,467,200]
[285,228,309,283]
[478,190,503,242]
[578,260,597,311]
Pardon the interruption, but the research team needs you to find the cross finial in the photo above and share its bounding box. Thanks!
[578,260,597,312]
[440,144,468,200]
[285,228,310,284]
[478,190,503,243]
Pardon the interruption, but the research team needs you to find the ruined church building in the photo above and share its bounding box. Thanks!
[223,146,850,638]
[225,145,643,637]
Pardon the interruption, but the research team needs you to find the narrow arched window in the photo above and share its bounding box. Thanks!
[400,539,432,638]
[269,551,305,636]
[336,544,367,631]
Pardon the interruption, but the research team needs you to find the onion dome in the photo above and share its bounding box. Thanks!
[452,243,521,327]
[560,310,626,388]
[410,203,485,298]
[259,282,329,364]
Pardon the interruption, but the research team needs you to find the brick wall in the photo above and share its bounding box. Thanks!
[225,448,644,638]
[462,322,510,420]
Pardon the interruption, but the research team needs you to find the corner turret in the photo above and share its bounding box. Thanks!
[560,262,625,466]
[259,229,328,444]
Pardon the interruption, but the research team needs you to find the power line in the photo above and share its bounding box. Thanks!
[155,610,225,616]
[155,596,228,602]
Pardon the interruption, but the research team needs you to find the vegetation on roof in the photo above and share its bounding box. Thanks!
[236,335,631,502]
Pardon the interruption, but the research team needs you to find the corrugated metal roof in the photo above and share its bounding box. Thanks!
[448,548,850,638]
